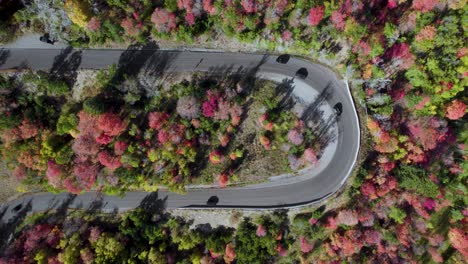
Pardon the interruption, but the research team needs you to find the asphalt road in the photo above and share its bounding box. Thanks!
[0,48,360,220]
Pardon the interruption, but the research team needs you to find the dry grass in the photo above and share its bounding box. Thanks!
[0,162,20,203]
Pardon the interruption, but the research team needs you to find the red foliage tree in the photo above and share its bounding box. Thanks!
[218,134,230,147]
[202,91,219,117]
[98,151,122,171]
[151,8,177,33]
[259,135,271,150]
[18,119,39,139]
[73,161,98,190]
[121,17,142,36]
[96,133,113,145]
[224,243,236,263]
[386,43,415,69]
[361,181,378,199]
[308,6,324,26]
[98,112,126,137]
[412,0,438,13]
[148,112,169,130]
[218,173,229,187]
[446,100,466,120]
[209,150,224,164]
[177,0,193,10]
[46,160,63,188]
[448,228,468,260]
[114,141,128,155]
[73,134,100,157]
[407,117,444,151]
[203,0,217,15]
[157,129,170,144]
[23,224,55,251]
[63,177,82,194]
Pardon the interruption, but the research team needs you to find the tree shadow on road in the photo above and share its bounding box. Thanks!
[138,191,167,215]
[0,199,32,254]
[49,46,82,87]
[299,82,338,156]
[0,49,10,67]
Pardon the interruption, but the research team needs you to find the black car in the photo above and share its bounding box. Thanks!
[206,196,219,206]
[276,54,290,64]
[295,68,308,79]
[333,103,343,116]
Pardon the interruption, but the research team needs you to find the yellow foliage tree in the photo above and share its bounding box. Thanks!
[64,0,92,28]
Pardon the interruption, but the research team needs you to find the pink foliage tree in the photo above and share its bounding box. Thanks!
[87,17,101,32]
[331,11,346,30]
[177,0,193,10]
[241,0,257,13]
[299,236,314,253]
[448,228,468,260]
[335,210,359,226]
[256,225,267,237]
[446,100,466,120]
[308,6,324,26]
[287,129,303,146]
[303,148,317,165]
[185,13,195,26]
[151,8,177,33]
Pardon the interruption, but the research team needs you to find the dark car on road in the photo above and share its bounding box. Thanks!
[334,103,343,116]
[276,54,290,64]
[206,196,219,206]
[296,68,308,79]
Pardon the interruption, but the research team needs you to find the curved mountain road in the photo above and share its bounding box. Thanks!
[0,48,360,221]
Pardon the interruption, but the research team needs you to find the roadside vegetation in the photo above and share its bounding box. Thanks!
[0,0,466,263]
